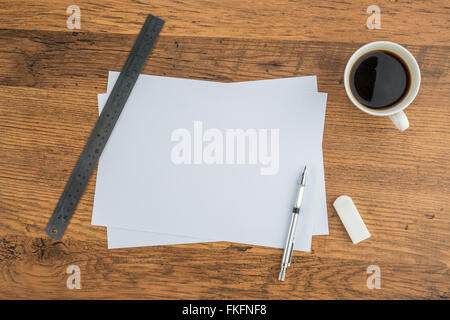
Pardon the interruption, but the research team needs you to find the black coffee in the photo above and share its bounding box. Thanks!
[350,50,410,109]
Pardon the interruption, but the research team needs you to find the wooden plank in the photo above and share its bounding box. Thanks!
[0,234,448,299]
[0,29,448,91]
[0,0,447,45]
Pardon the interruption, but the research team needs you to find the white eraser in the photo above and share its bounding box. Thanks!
[333,195,371,244]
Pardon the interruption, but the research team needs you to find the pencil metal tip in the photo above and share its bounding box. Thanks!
[278,269,286,281]
[300,165,307,185]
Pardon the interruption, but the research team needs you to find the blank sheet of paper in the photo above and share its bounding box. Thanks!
[92,73,327,251]
[107,72,329,233]
[102,74,327,248]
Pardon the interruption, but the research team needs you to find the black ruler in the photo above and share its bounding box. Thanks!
[45,14,164,239]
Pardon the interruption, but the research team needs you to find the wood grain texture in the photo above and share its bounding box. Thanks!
[0,0,449,299]
[0,0,448,45]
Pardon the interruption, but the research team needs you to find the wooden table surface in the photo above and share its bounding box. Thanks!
[0,0,448,299]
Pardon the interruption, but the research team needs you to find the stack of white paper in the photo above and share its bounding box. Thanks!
[91,71,328,251]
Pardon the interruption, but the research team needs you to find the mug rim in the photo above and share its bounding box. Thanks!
[344,41,421,116]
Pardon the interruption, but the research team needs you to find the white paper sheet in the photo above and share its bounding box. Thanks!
[106,71,328,231]
[106,71,318,95]
[106,71,328,232]
[102,74,328,249]
[107,226,208,248]
[93,74,328,251]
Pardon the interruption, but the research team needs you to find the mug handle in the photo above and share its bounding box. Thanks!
[389,111,409,131]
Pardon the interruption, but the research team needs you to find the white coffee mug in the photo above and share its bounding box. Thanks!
[344,41,421,131]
